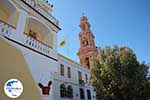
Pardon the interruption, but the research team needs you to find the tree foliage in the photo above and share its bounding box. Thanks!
[91,46,150,100]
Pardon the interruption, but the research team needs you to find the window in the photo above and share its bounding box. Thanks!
[78,71,82,80]
[67,67,71,78]
[85,57,90,69]
[87,89,91,100]
[60,64,64,76]
[60,84,66,98]
[67,85,73,98]
[80,88,85,99]
[60,84,73,99]
[85,74,88,83]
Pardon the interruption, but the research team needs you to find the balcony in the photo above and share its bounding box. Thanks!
[79,80,85,86]
[0,20,56,60]
[22,0,59,27]
[24,33,53,56]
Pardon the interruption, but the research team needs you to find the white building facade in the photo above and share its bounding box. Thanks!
[52,54,96,100]
[0,0,96,100]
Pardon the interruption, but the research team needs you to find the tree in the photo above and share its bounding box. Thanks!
[91,46,150,100]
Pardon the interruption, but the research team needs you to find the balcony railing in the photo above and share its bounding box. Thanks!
[0,20,55,59]
[22,0,35,7]
[22,0,59,26]
[24,33,53,55]
[0,20,16,39]
[79,80,85,86]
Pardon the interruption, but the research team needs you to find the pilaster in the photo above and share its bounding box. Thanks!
[16,8,28,42]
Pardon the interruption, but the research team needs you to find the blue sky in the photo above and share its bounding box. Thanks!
[50,0,150,63]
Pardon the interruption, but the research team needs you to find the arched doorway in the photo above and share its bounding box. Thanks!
[87,89,91,100]
[67,85,73,98]
[60,84,66,98]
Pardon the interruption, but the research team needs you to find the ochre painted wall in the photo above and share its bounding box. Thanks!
[0,37,42,100]
[0,6,9,23]
[0,6,19,28]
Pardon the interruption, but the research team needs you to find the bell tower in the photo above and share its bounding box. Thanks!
[77,16,98,69]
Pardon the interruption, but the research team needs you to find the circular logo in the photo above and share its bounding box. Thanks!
[4,79,23,98]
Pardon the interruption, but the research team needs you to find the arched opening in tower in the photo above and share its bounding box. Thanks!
[85,57,90,69]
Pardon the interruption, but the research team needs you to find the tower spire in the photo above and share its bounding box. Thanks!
[77,16,97,69]
[79,16,91,32]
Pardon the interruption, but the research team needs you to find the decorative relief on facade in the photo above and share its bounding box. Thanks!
[38,81,52,95]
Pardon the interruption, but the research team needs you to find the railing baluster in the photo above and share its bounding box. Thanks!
[0,20,15,38]
[23,33,52,56]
